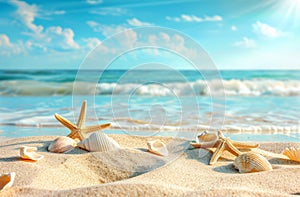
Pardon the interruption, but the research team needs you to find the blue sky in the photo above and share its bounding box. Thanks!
[0,0,300,70]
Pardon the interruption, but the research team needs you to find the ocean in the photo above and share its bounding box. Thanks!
[0,69,299,141]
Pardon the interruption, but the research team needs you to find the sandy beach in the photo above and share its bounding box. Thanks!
[0,134,299,196]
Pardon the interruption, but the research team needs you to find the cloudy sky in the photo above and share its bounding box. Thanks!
[0,0,300,70]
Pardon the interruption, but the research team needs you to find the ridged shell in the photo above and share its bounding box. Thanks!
[147,140,169,156]
[0,172,15,191]
[196,131,218,143]
[282,147,300,162]
[234,152,272,173]
[77,131,120,152]
[48,136,77,153]
[20,146,44,161]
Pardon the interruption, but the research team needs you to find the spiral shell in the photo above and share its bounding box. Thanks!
[282,147,300,162]
[147,140,169,156]
[48,136,77,153]
[234,152,272,173]
[77,131,120,152]
[0,172,15,191]
[20,146,44,161]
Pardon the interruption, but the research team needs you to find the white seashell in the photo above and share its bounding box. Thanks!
[48,136,77,153]
[234,152,272,173]
[77,132,120,152]
[0,172,15,191]
[20,146,44,161]
[147,140,169,156]
[282,147,300,162]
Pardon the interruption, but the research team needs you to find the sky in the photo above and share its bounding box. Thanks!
[0,0,300,70]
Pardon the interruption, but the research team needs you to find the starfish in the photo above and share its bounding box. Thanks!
[54,100,111,141]
[191,131,259,165]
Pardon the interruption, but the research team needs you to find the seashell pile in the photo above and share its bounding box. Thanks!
[147,140,169,156]
[282,147,300,162]
[20,146,44,161]
[0,172,15,191]
[77,131,120,152]
[234,152,272,173]
[48,136,77,153]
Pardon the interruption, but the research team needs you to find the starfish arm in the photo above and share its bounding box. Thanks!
[82,123,111,134]
[210,140,225,165]
[77,100,87,128]
[54,113,77,131]
[231,140,259,149]
[225,139,242,156]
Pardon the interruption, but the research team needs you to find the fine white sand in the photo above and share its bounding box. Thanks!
[0,134,300,196]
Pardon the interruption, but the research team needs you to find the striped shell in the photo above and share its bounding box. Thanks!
[0,172,15,191]
[48,136,77,153]
[282,147,300,162]
[147,140,168,156]
[77,131,120,152]
[20,146,44,161]
[196,131,218,143]
[234,152,272,173]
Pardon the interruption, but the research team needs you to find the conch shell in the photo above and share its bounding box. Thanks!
[20,146,44,161]
[234,152,272,173]
[77,131,120,152]
[190,130,218,148]
[48,136,77,153]
[0,172,15,191]
[147,140,169,156]
[282,147,300,162]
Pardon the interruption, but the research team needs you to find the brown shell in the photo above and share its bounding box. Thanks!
[0,172,15,191]
[234,152,272,173]
[282,147,300,162]
[197,131,218,143]
[48,136,77,153]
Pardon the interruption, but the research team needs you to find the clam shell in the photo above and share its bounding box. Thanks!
[234,152,272,173]
[0,172,15,191]
[77,131,120,152]
[48,136,77,153]
[282,147,300,162]
[196,131,218,143]
[147,140,169,156]
[20,146,44,161]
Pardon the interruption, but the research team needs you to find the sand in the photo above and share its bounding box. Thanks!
[0,134,300,196]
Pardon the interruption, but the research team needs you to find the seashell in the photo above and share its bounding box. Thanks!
[48,136,77,153]
[191,131,218,148]
[234,152,272,173]
[282,147,300,162]
[20,146,44,161]
[0,172,15,191]
[147,140,169,156]
[77,131,120,152]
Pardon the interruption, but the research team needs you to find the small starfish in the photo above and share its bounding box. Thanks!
[54,100,111,141]
[191,131,259,165]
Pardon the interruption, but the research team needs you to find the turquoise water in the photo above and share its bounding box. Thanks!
[0,70,299,141]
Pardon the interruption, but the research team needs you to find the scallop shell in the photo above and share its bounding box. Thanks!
[0,172,15,191]
[20,146,44,161]
[48,136,77,153]
[191,131,218,148]
[234,152,272,173]
[147,140,169,156]
[77,131,120,152]
[282,147,300,162]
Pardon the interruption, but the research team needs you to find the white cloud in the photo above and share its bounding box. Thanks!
[127,18,152,27]
[253,21,285,38]
[166,14,222,22]
[90,7,127,16]
[82,37,101,49]
[86,0,103,5]
[234,37,256,48]
[0,34,25,56]
[45,27,79,49]
[87,20,129,37]
[231,25,237,31]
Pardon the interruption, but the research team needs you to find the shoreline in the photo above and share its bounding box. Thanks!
[0,134,300,196]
